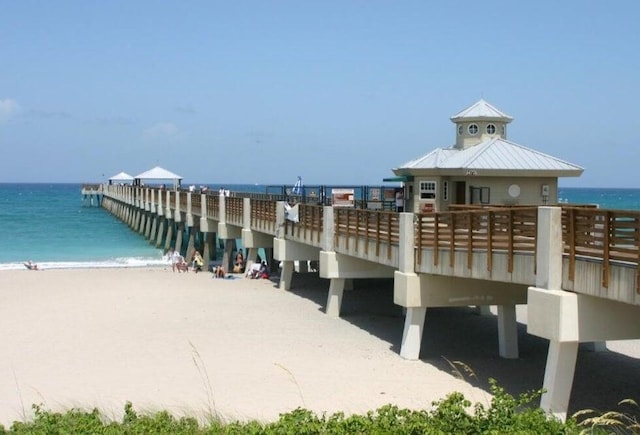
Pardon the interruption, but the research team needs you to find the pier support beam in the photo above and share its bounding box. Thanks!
[326,278,345,318]
[155,218,165,247]
[400,307,427,360]
[497,304,518,359]
[279,261,294,290]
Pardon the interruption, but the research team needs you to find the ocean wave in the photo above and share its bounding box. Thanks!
[0,257,170,271]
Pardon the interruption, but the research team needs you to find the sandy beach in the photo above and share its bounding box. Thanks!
[1,267,639,427]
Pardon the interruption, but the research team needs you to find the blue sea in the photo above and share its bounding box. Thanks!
[1,184,639,270]
[0,183,265,270]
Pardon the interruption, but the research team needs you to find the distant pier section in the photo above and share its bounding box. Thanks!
[81,184,103,207]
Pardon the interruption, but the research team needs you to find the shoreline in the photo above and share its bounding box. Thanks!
[1,268,639,426]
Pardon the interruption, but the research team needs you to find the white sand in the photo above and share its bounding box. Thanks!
[1,267,639,427]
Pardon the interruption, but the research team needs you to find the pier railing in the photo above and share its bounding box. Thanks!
[284,204,323,245]
[250,199,277,233]
[415,207,538,273]
[334,208,400,259]
[225,197,244,226]
[563,207,640,289]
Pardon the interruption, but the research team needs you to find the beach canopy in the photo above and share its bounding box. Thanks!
[134,166,183,187]
[109,171,134,182]
[292,176,303,195]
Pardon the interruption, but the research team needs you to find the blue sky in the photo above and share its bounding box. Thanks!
[1,1,639,187]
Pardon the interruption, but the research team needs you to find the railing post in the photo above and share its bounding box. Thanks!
[536,206,563,290]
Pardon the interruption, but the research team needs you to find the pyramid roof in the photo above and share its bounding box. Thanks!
[396,137,583,176]
[450,99,513,123]
[134,166,182,180]
[109,171,134,181]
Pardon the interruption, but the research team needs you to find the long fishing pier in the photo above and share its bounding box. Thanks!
[101,184,640,420]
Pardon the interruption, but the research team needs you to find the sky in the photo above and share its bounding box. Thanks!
[1,1,639,187]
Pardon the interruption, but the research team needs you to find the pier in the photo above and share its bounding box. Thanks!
[81,183,103,207]
[100,184,640,421]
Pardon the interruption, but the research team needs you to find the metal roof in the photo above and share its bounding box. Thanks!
[109,171,134,181]
[450,99,513,123]
[397,137,583,175]
[134,166,182,180]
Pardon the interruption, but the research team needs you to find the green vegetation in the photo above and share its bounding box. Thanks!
[0,380,598,434]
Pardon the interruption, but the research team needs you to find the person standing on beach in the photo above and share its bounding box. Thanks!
[169,248,181,272]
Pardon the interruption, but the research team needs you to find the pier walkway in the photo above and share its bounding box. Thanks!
[101,184,640,420]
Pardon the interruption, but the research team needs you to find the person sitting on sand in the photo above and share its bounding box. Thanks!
[213,265,226,278]
[24,260,39,271]
[176,254,189,273]
[191,251,204,273]
[232,250,244,274]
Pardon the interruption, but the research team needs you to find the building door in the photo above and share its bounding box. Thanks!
[455,182,466,204]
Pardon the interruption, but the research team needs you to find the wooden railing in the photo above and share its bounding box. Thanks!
[563,207,640,290]
[284,204,323,244]
[225,196,244,225]
[207,195,219,219]
[251,199,277,234]
[416,208,538,273]
[191,193,201,213]
[334,208,400,259]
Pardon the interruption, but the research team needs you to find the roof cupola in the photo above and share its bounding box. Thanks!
[451,99,513,149]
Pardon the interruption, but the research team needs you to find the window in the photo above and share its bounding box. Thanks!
[443,181,449,201]
[420,181,436,199]
[470,186,490,204]
[468,124,478,135]
[502,125,506,136]
[486,124,496,134]
[458,125,463,136]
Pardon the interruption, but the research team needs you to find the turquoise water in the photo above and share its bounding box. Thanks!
[0,183,264,270]
[1,183,639,270]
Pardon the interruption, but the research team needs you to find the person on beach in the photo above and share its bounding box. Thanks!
[191,251,204,273]
[176,255,189,273]
[169,248,181,272]
[213,265,225,278]
[23,260,39,271]
[233,250,244,273]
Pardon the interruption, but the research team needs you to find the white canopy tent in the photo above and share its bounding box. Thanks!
[133,166,183,188]
[108,171,134,184]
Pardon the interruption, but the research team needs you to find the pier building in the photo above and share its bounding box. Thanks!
[392,99,583,213]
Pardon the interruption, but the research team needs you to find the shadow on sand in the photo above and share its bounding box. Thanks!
[285,272,640,419]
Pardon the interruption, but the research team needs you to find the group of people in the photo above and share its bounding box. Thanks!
[167,247,204,273]
[166,247,270,280]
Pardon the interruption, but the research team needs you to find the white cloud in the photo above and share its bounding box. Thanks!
[143,122,179,138]
[0,98,20,123]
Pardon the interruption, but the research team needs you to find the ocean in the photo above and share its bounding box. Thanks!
[1,183,639,270]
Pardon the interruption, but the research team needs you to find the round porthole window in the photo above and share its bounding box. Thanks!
[468,124,478,135]
[486,124,496,134]
[508,184,521,198]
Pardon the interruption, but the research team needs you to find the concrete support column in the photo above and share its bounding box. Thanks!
[222,239,235,271]
[175,223,184,255]
[326,278,345,318]
[164,221,174,250]
[400,307,427,360]
[147,215,157,240]
[203,232,215,265]
[279,261,294,290]
[155,218,165,247]
[540,340,579,421]
[497,304,519,359]
[395,212,425,360]
[186,227,196,260]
